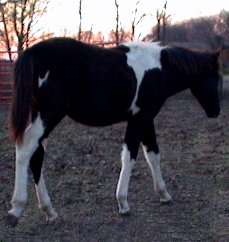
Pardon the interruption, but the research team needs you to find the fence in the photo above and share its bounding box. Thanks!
[0,54,15,106]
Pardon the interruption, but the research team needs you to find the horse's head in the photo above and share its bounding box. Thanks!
[190,69,221,118]
[161,47,221,118]
[188,50,221,118]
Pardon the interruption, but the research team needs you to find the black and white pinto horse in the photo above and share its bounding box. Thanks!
[8,38,221,226]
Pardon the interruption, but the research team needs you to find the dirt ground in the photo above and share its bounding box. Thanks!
[0,80,228,241]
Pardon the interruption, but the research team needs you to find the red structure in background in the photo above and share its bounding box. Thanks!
[0,42,119,106]
[0,57,14,106]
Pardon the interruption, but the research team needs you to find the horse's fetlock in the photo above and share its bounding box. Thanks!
[39,204,58,221]
[45,210,58,222]
[155,183,166,194]
[11,198,26,209]
[116,193,130,214]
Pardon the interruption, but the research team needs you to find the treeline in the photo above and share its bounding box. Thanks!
[0,0,228,63]
[145,10,229,49]
[70,10,229,50]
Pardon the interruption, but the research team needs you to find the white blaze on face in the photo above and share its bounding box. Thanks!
[124,42,164,115]
[38,71,50,88]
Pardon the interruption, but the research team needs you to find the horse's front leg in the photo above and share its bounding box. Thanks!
[116,117,141,214]
[8,115,45,226]
[142,121,172,203]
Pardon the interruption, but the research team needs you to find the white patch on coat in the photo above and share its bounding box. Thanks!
[124,42,164,114]
[38,71,50,88]
[116,143,135,214]
[9,113,45,219]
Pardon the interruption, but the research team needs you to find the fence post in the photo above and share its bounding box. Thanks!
[0,51,17,106]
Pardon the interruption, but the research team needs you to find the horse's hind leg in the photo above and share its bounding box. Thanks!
[116,144,135,214]
[8,114,45,226]
[30,139,57,222]
[34,173,57,222]
[141,122,172,203]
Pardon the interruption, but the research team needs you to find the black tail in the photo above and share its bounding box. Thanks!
[10,50,37,143]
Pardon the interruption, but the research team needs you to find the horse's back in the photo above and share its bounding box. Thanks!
[27,38,137,126]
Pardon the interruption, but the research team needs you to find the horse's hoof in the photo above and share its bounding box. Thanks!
[119,209,131,216]
[45,212,58,224]
[160,199,175,206]
[118,206,130,216]
[7,213,19,227]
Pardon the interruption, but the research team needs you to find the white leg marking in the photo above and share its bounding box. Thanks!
[41,138,48,152]
[38,70,50,88]
[116,144,135,214]
[142,145,172,202]
[35,173,57,222]
[8,113,45,219]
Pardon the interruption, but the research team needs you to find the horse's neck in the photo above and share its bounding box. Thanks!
[164,74,188,98]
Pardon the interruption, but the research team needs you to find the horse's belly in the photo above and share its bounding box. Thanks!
[67,104,129,127]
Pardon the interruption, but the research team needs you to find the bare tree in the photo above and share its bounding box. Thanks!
[78,0,82,41]
[131,0,145,40]
[215,10,229,41]
[80,27,93,43]
[109,27,131,43]
[147,11,228,48]
[92,31,105,43]
[161,1,171,45]
[155,1,170,44]
[112,0,133,44]
[0,1,12,60]
[0,0,49,59]
[156,9,162,41]
[114,0,120,45]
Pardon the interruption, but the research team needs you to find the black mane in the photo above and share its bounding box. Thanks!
[161,47,219,77]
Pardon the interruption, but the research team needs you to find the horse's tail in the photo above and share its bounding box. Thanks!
[10,50,37,143]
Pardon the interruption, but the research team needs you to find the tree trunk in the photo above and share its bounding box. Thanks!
[0,4,12,61]
[115,0,119,45]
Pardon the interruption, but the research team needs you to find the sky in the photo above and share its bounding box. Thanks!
[39,0,228,39]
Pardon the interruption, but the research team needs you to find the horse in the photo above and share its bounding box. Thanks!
[7,38,221,226]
